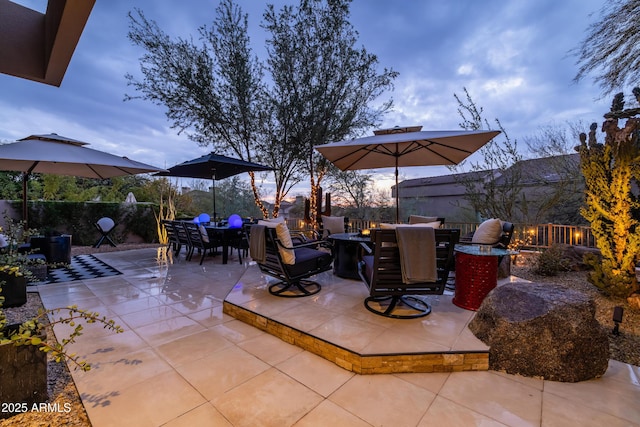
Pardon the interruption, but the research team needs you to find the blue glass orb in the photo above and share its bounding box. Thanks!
[198,213,211,224]
[228,214,243,228]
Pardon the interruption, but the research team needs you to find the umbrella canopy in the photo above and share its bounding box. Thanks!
[155,152,273,219]
[315,126,501,222]
[0,133,165,222]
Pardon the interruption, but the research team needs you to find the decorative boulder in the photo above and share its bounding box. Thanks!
[469,282,609,382]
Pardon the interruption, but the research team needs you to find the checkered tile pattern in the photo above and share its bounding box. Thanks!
[40,254,122,285]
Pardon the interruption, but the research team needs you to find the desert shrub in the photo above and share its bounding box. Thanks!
[533,244,572,276]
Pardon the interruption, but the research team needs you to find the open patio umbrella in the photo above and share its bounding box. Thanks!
[0,133,166,223]
[155,152,273,219]
[315,126,501,222]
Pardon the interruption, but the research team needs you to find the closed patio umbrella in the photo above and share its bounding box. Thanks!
[315,126,501,222]
[155,152,273,219]
[0,133,165,223]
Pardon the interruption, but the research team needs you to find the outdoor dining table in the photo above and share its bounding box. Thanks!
[327,232,372,279]
[204,225,242,264]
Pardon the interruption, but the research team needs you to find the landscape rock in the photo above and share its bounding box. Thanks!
[627,294,640,310]
[557,244,601,271]
[469,281,609,382]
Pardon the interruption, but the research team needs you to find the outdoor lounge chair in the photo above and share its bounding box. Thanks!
[93,217,117,248]
[248,224,333,297]
[358,228,459,319]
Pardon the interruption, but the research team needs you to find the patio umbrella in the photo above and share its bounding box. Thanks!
[155,152,273,219]
[315,126,501,222]
[0,133,166,223]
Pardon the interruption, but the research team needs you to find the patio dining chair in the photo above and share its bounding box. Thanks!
[93,217,117,248]
[173,221,191,257]
[228,224,250,264]
[161,220,182,255]
[182,222,218,265]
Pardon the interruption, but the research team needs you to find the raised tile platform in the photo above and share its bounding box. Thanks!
[223,264,490,374]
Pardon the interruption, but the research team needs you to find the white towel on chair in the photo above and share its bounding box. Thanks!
[396,226,437,284]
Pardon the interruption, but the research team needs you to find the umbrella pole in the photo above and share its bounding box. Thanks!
[395,166,399,223]
[395,151,400,223]
[22,173,28,225]
[212,175,217,222]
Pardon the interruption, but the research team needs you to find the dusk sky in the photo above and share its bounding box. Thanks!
[1,0,611,198]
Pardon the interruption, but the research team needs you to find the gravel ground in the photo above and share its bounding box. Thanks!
[1,245,638,425]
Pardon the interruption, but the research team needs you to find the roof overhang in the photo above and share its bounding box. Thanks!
[0,0,95,87]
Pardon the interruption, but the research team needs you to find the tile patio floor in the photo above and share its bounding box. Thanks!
[35,247,640,427]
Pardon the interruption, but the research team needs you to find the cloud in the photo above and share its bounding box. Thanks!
[0,0,610,198]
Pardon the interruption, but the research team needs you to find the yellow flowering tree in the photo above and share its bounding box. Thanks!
[577,90,640,298]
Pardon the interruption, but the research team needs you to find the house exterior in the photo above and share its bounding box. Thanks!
[393,153,584,224]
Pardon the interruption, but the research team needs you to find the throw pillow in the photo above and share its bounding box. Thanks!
[257,220,296,264]
[408,215,438,224]
[275,222,296,264]
[471,218,503,244]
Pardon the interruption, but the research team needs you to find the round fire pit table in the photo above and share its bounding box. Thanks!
[327,232,371,279]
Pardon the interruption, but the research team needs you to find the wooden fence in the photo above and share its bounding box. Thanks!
[286,218,596,249]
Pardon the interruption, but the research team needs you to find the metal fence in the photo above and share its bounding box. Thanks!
[286,218,596,249]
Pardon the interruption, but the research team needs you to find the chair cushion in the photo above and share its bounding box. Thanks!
[284,247,332,277]
[408,215,438,224]
[321,215,345,236]
[471,218,503,244]
[198,225,210,243]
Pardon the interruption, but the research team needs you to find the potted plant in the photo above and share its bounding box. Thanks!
[0,215,39,307]
[0,213,53,302]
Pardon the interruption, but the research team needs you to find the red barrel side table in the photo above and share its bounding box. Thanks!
[453,245,513,311]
